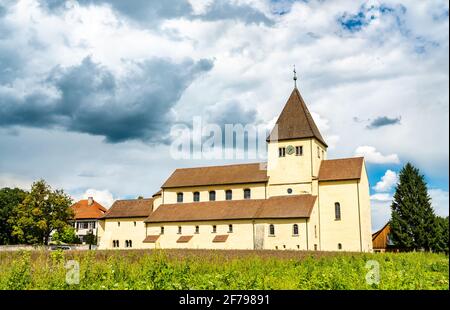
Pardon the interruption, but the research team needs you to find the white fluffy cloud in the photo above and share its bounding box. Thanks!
[429,188,449,218]
[373,170,399,192]
[355,146,400,164]
[370,193,393,231]
[75,188,115,209]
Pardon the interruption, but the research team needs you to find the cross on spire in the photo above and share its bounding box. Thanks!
[293,65,297,88]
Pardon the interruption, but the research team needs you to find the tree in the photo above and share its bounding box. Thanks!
[390,163,437,251]
[433,216,449,253]
[9,180,74,245]
[84,232,97,249]
[52,226,81,245]
[0,187,28,245]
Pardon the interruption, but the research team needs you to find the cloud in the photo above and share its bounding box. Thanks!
[367,116,401,129]
[78,188,115,209]
[429,188,449,218]
[355,146,400,164]
[206,100,258,126]
[39,0,273,26]
[370,192,393,232]
[0,56,213,143]
[372,169,398,192]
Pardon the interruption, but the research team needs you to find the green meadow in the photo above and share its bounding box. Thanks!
[0,249,447,290]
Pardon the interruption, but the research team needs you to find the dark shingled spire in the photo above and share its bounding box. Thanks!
[267,88,327,147]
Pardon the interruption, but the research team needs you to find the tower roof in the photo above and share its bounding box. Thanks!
[267,88,327,147]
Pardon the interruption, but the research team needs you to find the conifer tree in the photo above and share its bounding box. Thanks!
[390,163,436,251]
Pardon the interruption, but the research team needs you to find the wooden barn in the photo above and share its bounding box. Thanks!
[372,223,397,253]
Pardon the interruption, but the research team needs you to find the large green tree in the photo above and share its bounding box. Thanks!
[9,180,74,245]
[390,163,437,251]
[433,216,449,253]
[0,187,28,245]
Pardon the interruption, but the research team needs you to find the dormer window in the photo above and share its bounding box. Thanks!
[278,147,286,157]
[296,146,303,156]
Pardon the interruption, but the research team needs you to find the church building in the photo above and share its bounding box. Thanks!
[98,85,372,252]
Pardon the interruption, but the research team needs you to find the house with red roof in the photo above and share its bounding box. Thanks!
[70,197,107,243]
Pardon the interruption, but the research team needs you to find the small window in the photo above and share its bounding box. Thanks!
[212,225,217,233]
[295,146,303,156]
[278,147,286,157]
[177,192,183,203]
[125,240,129,248]
[160,226,164,235]
[317,146,320,158]
[225,190,232,200]
[322,150,324,159]
[335,202,341,220]
[244,188,251,199]
[228,224,233,233]
[209,191,216,201]
[314,244,318,251]
[287,188,293,194]
[314,225,317,238]
[129,240,132,248]
[293,224,299,236]
[195,226,200,234]
[338,243,342,250]
[269,224,275,236]
[118,222,120,227]
[283,245,286,249]
[296,245,300,249]
[178,226,182,234]
[275,246,278,250]
[193,192,200,202]
[134,222,136,227]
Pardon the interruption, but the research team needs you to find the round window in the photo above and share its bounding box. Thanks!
[287,188,293,194]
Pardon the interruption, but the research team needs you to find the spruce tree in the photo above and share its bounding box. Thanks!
[390,163,436,251]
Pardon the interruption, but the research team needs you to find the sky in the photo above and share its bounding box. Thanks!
[0,0,448,232]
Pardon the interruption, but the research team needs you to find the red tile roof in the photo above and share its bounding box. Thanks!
[143,235,160,243]
[212,235,229,243]
[145,195,316,223]
[70,199,107,220]
[318,157,364,181]
[161,162,268,188]
[177,235,193,243]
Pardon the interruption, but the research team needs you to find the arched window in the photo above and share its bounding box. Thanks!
[335,202,341,220]
[195,226,200,234]
[293,224,299,236]
[125,240,129,247]
[269,224,275,236]
[244,188,251,199]
[178,226,182,234]
[212,225,217,233]
[177,192,183,203]
[228,224,233,233]
[193,192,200,202]
[338,243,342,250]
[225,190,232,200]
[160,226,164,235]
[209,191,216,201]
[129,240,132,248]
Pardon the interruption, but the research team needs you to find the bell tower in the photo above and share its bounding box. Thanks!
[266,83,327,196]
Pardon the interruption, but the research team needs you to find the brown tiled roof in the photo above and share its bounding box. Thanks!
[101,198,153,219]
[152,190,162,197]
[212,235,229,243]
[318,157,364,181]
[267,88,327,146]
[177,235,193,243]
[161,162,268,188]
[70,199,107,220]
[145,195,316,223]
[143,235,160,243]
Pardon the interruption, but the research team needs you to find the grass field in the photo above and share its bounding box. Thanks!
[0,249,448,290]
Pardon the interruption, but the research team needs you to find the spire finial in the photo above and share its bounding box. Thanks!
[293,65,297,88]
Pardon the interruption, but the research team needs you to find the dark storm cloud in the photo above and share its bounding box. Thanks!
[38,0,273,26]
[207,100,257,126]
[367,116,401,129]
[0,57,213,143]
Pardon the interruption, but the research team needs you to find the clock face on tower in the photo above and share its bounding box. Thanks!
[286,145,295,155]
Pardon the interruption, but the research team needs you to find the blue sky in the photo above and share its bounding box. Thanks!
[0,0,448,232]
